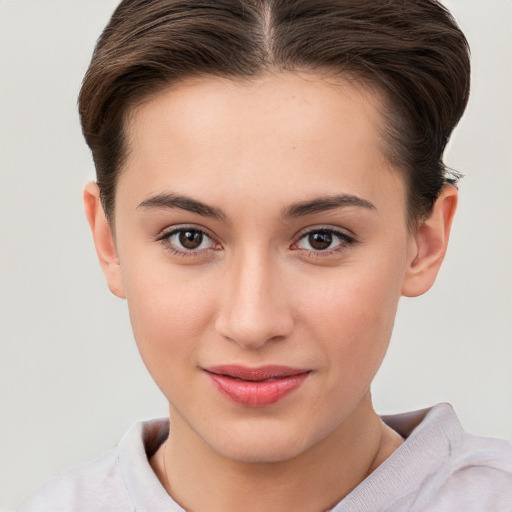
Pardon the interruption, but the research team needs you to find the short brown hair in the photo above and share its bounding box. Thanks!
[79,0,470,224]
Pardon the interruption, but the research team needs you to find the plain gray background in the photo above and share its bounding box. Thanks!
[1,0,511,510]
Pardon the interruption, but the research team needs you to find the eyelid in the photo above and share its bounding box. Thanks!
[154,223,356,259]
[291,225,357,255]
[292,224,356,242]
[155,224,222,257]
[155,223,217,242]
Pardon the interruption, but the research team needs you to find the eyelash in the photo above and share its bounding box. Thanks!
[292,227,356,258]
[155,225,356,259]
[155,225,220,259]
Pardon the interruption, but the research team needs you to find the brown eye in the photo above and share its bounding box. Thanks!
[159,227,217,253]
[308,231,333,250]
[179,229,203,249]
[295,228,355,254]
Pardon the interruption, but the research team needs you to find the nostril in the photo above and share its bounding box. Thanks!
[215,311,294,350]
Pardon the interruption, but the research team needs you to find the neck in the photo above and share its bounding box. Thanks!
[151,393,402,512]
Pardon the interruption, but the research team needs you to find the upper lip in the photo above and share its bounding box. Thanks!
[204,365,310,381]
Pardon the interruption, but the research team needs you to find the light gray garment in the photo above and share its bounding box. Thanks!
[16,403,512,512]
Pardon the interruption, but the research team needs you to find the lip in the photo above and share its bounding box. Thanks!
[204,365,311,407]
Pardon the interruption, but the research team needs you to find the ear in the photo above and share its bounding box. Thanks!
[83,182,125,299]
[401,184,458,297]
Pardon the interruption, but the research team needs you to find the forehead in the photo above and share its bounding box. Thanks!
[127,72,386,161]
[119,72,405,218]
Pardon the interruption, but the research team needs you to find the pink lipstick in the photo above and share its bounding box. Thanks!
[204,365,310,407]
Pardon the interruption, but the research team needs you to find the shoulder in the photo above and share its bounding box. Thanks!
[15,447,133,512]
[424,432,512,511]
[364,403,512,512]
[397,404,512,511]
[15,418,171,512]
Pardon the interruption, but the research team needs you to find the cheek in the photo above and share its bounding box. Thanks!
[301,263,401,331]
[298,260,403,377]
[121,261,218,375]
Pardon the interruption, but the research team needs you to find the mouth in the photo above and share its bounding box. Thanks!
[203,365,311,407]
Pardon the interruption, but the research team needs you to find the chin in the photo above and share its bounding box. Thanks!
[201,418,326,464]
[215,438,307,464]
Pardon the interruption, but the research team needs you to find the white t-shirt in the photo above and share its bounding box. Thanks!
[16,403,512,511]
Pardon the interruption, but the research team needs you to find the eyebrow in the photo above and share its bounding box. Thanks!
[137,192,375,221]
[282,194,376,218]
[137,193,226,220]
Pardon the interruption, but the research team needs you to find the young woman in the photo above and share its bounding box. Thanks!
[16,0,512,511]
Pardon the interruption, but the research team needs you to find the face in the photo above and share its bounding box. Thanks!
[106,73,418,462]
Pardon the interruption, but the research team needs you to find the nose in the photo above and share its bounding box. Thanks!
[214,250,294,350]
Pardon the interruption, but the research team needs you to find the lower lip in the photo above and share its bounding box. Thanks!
[206,372,310,407]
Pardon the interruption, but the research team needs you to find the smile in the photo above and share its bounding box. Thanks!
[204,365,311,407]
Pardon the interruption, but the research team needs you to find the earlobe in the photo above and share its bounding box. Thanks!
[401,184,458,297]
[83,182,125,299]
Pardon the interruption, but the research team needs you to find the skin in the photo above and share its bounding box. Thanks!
[84,72,457,512]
